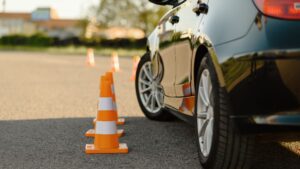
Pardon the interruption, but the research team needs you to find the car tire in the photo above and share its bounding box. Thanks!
[135,53,174,121]
[195,55,254,169]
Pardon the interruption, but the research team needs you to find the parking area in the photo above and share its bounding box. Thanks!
[0,52,299,169]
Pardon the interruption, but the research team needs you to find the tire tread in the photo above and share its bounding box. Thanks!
[196,56,254,169]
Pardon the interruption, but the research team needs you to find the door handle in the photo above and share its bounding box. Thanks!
[193,3,209,15]
[169,15,180,25]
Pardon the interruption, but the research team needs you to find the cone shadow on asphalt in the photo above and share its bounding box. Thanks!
[0,117,299,169]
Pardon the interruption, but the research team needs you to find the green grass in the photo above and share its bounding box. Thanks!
[0,45,145,57]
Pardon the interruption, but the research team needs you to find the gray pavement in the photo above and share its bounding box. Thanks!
[0,51,299,169]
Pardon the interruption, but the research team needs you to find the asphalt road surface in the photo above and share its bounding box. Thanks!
[0,51,299,169]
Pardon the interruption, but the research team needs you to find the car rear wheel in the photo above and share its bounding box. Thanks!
[195,55,254,169]
[135,53,174,121]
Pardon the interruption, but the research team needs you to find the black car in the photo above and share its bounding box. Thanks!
[135,0,300,169]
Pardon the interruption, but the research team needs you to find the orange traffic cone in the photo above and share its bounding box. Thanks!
[85,76,128,154]
[86,48,95,67]
[85,75,124,138]
[93,72,125,126]
[130,56,140,81]
[111,52,120,72]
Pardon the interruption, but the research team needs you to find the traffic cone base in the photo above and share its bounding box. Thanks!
[85,129,124,138]
[85,143,128,154]
[93,118,125,126]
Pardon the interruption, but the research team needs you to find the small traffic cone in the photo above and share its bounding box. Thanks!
[86,48,95,67]
[111,52,120,72]
[85,75,124,138]
[130,56,140,81]
[93,72,125,126]
[85,76,128,154]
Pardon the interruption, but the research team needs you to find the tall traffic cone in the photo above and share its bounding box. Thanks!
[111,51,120,72]
[85,76,128,154]
[93,72,125,126]
[86,48,95,67]
[85,75,124,138]
[130,56,140,81]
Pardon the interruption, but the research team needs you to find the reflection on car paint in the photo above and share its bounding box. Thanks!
[253,114,300,125]
[179,83,195,115]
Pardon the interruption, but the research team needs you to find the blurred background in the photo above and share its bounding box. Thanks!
[0,0,169,56]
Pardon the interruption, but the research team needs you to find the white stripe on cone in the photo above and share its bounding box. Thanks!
[95,121,117,134]
[98,98,114,111]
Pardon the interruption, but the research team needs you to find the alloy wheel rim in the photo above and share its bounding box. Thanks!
[197,69,214,157]
[138,62,164,113]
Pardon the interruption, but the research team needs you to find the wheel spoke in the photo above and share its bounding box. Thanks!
[157,84,163,90]
[199,119,209,137]
[199,86,209,107]
[147,63,153,74]
[203,134,207,153]
[202,72,210,106]
[143,66,153,81]
[150,93,155,112]
[205,75,212,104]
[141,86,151,93]
[140,78,151,86]
[154,92,162,108]
[206,118,214,152]
[202,72,208,89]
[145,93,152,106]
[197,112,207,119]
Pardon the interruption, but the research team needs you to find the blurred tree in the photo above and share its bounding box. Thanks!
[95,0,138,28]
[135,1,169,34]
[77,18,90,38]
[90,0,169,35]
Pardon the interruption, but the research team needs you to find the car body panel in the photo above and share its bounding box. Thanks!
[152,9,178,97]
[216,17,300,118]
[147,0,300,133]
[173,0,202,97]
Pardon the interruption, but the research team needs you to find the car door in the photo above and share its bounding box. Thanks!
[174,0,206,97]
[156,9,178,97]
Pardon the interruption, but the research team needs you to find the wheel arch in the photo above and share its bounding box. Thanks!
[193,45,209,88]
[193,44,226,93]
